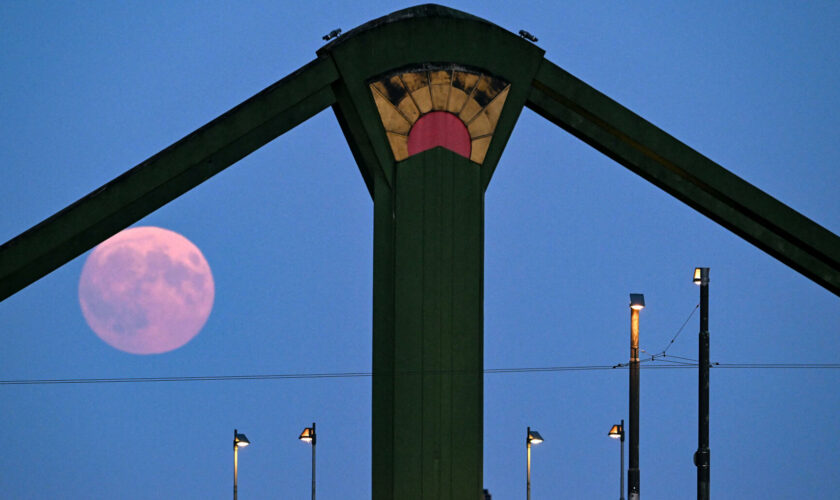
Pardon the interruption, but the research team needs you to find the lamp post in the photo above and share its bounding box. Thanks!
[628,293,644,500]
[693,268,710,500]
[526,427,544,500]
[233,429,250,500]
[609,421,625,500]
[299,422,316,500]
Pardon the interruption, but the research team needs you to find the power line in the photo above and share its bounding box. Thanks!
[643,303,699,358]
[715,363,840,369]
[658,354,698,363]
[1,363,838,386]
[648,357,697,366]
[0,372,373,386]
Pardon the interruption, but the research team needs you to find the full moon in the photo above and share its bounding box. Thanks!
[78,226,214,354]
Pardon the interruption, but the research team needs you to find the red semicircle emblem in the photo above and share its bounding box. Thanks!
[406,111,471,159]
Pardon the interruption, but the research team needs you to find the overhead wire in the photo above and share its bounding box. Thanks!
[636,302,699,363]
[653,303,700,356]
[1,363,839,386]
[6,293,835,386]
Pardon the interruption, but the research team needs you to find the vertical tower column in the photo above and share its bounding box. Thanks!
[372,147,484,499]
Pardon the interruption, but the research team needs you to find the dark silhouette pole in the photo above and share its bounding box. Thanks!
[299,423,317,500]
[526,427,544,500]
[608,420,625,500]
[619,421,625,500]
[693,268,710,499]
[233,430,250,500]
[311,422,316,500]
[628,294,644,500]
[233,430,238,500]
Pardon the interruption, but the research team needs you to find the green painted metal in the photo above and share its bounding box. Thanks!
[317,4,545,194]
[0,57,339,301]
[371,171,396,500]
[527,58,840,296]
[386,146,483,499]
[5,4,830,303]
[317,7,543,497]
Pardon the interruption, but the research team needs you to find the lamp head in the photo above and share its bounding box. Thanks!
[234,430,250,448]
[608,424,624,439]
[527,428,544,445]
[299,426,315,444]
[629,293,645,310]
[693,267,710,286]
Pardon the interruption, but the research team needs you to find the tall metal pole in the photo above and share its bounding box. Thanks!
[311,422,317,500]
[694,268,710,499]
[526,426,532,500]
[629,295,643,500]
[620,419,625,500]
[233,429,239,500]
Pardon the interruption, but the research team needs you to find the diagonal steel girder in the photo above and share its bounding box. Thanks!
[0,57,339,302]
[528,58,840,296]
[1,26,839,301]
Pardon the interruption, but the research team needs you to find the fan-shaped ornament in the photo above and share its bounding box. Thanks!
[369,66,510,164]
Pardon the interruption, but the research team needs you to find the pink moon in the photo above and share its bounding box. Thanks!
[78,226,214,354]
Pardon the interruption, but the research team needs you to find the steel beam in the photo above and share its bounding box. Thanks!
[0,57,339,301]
[380,147,484,499]
[527,58,840,297]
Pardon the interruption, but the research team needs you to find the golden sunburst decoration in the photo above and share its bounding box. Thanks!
[369,65,510,164]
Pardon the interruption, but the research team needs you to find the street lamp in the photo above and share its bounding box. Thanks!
[299,422,316,500]
[693,267,711,500]
[628,293,644,500]
[233,429,250,500]
[526,427,544,500]
[609,420,625,500]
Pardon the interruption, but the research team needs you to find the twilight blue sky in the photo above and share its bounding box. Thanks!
[1,2,838,499]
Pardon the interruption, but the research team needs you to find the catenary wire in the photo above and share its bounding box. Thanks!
[647,303,699,357]
[1,363,839,386]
